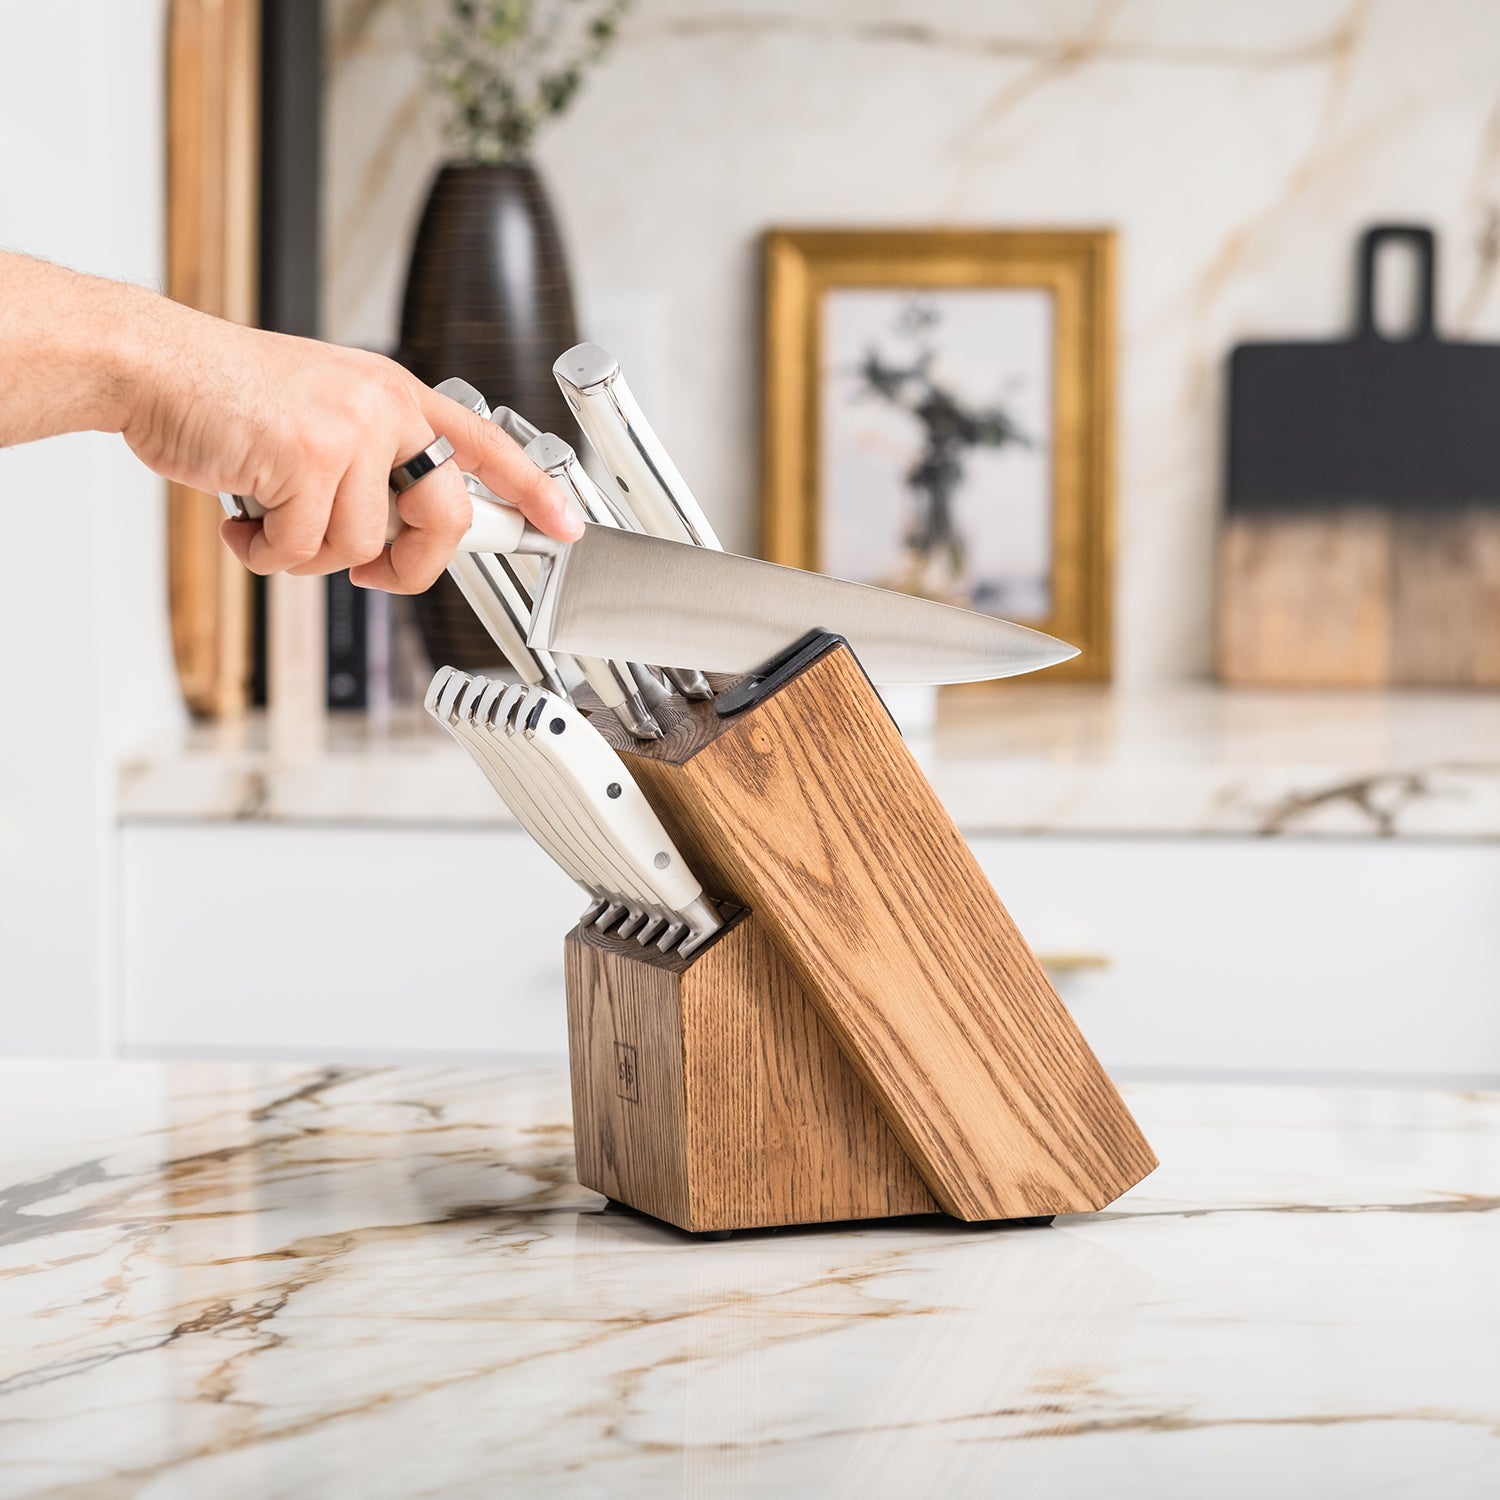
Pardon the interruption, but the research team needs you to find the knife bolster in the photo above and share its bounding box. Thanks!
[570,642,1155,1229]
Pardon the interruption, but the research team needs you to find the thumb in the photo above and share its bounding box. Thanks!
[420,389,583,543]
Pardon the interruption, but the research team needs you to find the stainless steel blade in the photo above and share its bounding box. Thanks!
[528,526,1079,685]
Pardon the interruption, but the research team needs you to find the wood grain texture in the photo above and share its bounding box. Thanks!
[1218,510,1392,687]
[566,910,937,1233]
[167,0,258,718]
[597,647,1157,1222]
[1219,508,1500,687]
[1391,510,1500,685]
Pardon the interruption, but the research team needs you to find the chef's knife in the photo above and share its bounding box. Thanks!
[527,524,1078,685]
[519,427,677,706]
[221,492,1076,685]
[552,345,717,700]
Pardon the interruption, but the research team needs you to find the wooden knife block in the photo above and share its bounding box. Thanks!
[566,643,1156,1234]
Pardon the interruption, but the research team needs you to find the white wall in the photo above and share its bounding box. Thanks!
[326,0,1500,686]
[0,0,181,1052]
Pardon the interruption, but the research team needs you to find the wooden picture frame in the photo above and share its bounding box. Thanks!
[762,229,1114,682]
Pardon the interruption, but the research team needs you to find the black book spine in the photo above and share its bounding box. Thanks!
[326,572,368,710]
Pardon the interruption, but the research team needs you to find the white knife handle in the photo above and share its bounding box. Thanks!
[574,656,632,712]
[527,691,709,917]
[218,487,556,558]
[525,431,637,530]
[434,376,490,420]
[457,677,626,899]
[491,684,663,911]
[514,439,628,706]
[489,405,543,448]
[425,670,600,903]
[446,554,552,691]
[551,343,722,550]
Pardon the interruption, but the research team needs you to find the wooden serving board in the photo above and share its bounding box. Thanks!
[590,643,1156,1225]
[1220,225,1500,687]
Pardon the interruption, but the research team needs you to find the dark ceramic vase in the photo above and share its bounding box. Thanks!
[398,161,581,671]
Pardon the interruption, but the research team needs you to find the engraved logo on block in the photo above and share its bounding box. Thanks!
[615,1042,640,1104]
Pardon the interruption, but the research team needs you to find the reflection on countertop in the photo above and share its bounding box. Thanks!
[117,686,1500,838]
[3,1061,1497,1497]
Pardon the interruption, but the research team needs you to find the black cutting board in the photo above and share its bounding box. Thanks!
[1229,225,1500,512]
[1219,226,1500,687]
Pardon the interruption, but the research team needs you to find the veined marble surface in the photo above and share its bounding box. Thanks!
[1,1063,1496,1498]
[116,686,1500,838]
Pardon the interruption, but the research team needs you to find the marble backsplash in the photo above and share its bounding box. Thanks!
[325,0,1500,685]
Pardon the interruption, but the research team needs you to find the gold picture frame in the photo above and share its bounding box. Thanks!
[762,229,1114,683]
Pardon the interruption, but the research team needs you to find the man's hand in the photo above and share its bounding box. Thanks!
[123,307,584,594]
[0,253,582,592]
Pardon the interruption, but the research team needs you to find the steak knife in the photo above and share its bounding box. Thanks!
[483,680,671,936]
[425,668,613,926]
[517,687,722,955]
[480,683,691,946]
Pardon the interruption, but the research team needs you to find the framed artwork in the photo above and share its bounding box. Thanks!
[762,229,1114,682]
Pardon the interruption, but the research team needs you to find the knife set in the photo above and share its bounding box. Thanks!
[411,346,1156,1235]
[215,345,1146,1230]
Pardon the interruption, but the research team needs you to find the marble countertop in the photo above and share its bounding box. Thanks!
[117,686,1500,839]
[3,1061,1496,1497]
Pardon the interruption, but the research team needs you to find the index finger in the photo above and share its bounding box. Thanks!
[419,389,583,543]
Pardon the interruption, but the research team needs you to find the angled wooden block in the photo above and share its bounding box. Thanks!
[566,908,938,1233]
[597,644,1157,1223]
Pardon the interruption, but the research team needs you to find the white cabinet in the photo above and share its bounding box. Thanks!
[120,823,583,1058]
[120,822,1500,1081]
[971,836,1500,1081]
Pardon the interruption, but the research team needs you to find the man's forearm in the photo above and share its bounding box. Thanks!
[0,249,578,589]
[0,252,163,447]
